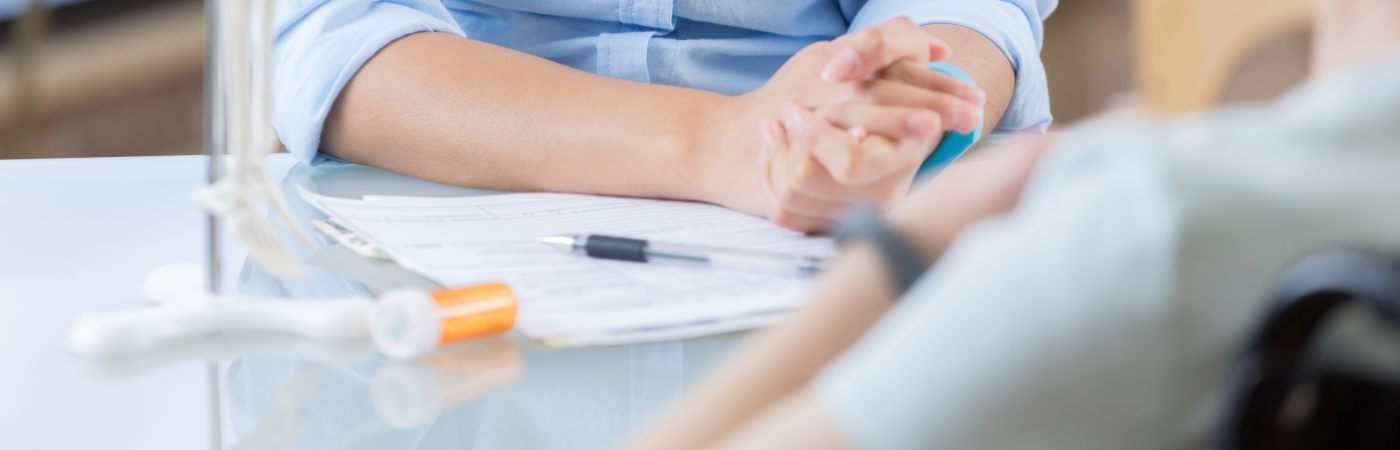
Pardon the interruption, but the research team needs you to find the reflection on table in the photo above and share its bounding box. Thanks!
[218,161,746,449]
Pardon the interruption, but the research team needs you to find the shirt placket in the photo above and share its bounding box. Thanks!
[597,0,675,83]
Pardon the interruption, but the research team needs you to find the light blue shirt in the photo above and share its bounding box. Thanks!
[274,0,1057,164]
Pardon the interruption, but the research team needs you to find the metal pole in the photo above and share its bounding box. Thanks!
[202,2,224,449]
[204,0,223,295]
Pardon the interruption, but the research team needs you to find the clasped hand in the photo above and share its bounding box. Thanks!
[709,17,987,232]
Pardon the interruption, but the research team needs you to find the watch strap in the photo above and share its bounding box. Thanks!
[832,204,930,296]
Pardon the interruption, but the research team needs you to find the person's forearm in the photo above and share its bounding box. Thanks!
[622,243,898,450]
[922,24,1016,132]
[622,140,1043,449]
[322,32,739,202]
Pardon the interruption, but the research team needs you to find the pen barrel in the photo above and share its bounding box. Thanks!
[646,242,824,275]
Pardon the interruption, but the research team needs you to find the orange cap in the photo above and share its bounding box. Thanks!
[430,283,517,343]
[371,283,517,360]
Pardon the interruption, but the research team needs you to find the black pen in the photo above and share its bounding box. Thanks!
[538,234,826,275]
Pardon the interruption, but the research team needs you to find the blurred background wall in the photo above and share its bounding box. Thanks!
[1042,0,1312,125]
[0,0,202,159]
[0,0,1312,160]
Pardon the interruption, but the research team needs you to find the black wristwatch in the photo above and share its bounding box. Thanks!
[831,204,930,297]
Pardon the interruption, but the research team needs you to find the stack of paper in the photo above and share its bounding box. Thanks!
[301,190,837,346]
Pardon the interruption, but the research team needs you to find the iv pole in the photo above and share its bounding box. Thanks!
[204,3,224,448]
[204,0,223,297]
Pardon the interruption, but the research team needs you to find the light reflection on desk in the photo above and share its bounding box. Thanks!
[219,162,745,449]
[372,337,522,430]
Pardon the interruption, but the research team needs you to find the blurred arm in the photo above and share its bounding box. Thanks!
[621,243,899,450]
[622,140,1047,449]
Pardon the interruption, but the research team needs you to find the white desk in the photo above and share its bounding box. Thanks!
[0,155,292,449]
[0,155,739,449]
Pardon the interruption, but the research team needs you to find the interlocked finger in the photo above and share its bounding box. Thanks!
[880,59,986,105]
[820,17,950,83]
[864,79,983,133]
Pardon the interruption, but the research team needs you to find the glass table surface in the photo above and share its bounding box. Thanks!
[0,155,745,450]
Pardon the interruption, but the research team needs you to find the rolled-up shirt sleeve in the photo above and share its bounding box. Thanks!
[849,0,1057,133]
[273,0,465,164]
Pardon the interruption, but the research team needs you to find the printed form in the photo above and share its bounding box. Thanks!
[301,190,837,346]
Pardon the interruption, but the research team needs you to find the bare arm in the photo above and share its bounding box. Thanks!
[622,35,1019,447]
[322,23,992,225]
[923,24,1017,133]
[622,138,1048,450]
[322,32,739,203]
[620,243,900,450]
